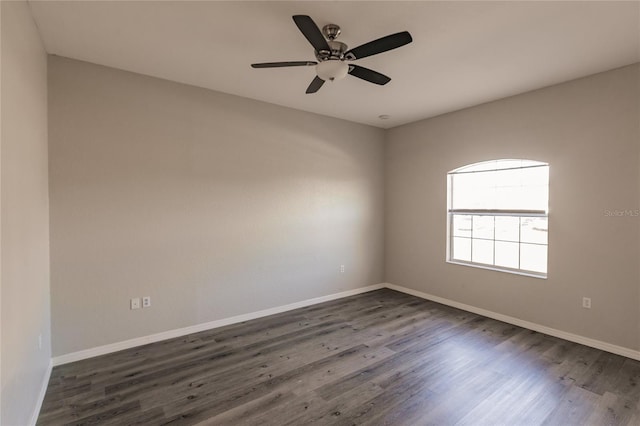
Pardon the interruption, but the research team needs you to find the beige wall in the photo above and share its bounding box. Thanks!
[386,64,640,351]
[48,57,385,356]
[49,58,640,357]
[1,1,51,425]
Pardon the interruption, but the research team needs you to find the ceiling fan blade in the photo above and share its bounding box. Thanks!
[251,61,317,68]
[348,65,391,85]
[306,76,325,94]
[344,31,412,60]
[293,15,330,52]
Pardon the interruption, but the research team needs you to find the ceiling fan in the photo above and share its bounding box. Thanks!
[251,15,413,94]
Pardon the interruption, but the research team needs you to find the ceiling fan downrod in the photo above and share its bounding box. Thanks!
[316,24,347,62]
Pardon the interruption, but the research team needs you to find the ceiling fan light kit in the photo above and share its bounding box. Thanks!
[251,15,412,94]
[316,60,349,81]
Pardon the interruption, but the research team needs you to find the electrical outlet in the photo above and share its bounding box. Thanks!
[340,265,345,273]
[582,297,591,309]
[131,297,141,310]
[142,296,151,308]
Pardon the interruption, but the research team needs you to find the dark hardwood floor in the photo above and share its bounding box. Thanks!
[37,289,640,426]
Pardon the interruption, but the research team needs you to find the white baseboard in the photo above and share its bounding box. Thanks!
[52,283,385,366]
[29,359,52,426]
[52,281,640,367]
[385,283,640,361]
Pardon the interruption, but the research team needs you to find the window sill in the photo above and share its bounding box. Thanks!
[446,260,547,280]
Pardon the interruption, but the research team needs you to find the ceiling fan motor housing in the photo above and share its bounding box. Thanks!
[315,40,348,61]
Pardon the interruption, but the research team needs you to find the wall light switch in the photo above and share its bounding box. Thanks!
[582,297,591,309]
[142,296,151,308]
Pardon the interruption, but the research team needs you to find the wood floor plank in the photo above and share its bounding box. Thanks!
[158,344,390,424]
[367,367,507,426]
[63,400,142,426]
[224,389,330,426]
[134,318,397,411]
[612,358,640,401]
[331,360,443,426]
[37,289,640,426]
[584,391,638,426]
[577,351,627,395]
[190,390,298,426]
[455,366,570,425]
[281,382,386,426]
[541,385,601,425]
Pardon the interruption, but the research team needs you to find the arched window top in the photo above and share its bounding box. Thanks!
[449,159,548,174]
[448,159,549,213]
[447,158,549,277]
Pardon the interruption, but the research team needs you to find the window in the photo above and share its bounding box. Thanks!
[447,159,549,277]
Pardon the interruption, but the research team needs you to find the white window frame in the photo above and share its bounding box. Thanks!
[446,160,549,278]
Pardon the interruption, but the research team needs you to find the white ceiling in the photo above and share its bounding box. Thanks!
[29,1,640,129]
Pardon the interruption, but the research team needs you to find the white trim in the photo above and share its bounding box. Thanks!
[29,359,52,426]
[446,260,547,280]
[52,284,384,366]
[51,281,640,367]
[385,283,640,361]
